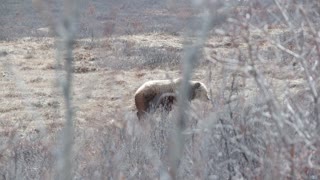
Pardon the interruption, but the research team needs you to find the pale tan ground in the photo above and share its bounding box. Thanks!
[0,32,304,136]
[0,35,207,136]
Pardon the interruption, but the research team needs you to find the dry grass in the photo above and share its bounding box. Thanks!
[0,29,306,179]
[1,0,320,179]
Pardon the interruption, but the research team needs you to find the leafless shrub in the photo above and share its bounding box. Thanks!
[204,0,320,179]
[3,0,320,179]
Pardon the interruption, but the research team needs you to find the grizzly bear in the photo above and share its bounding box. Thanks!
[134,78,210,120]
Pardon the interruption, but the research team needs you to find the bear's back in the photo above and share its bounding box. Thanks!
[135,79,179,96]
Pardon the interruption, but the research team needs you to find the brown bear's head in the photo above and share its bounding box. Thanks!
[191,82,210,101]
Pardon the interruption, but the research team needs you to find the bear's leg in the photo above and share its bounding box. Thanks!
[163,96,175,111]
[135,93,149,120]
[156,93,176,112]
[137,111,146,120]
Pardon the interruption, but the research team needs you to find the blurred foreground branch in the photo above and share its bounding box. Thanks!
[55,0,78,179]
[169,1,229,178]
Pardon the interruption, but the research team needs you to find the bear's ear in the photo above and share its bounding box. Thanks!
[194,82,201,89]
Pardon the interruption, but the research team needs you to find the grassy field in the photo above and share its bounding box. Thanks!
[1,0,320,179]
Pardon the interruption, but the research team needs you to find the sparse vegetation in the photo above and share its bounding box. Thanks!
[1,0,320,179]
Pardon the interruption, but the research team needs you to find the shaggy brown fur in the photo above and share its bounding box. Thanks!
[134,79,209,120]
